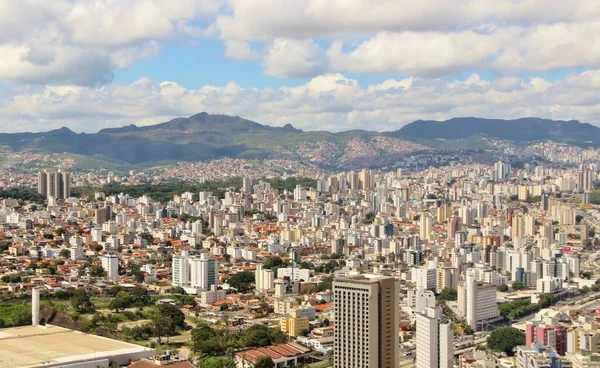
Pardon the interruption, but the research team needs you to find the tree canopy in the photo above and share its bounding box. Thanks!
[487,327,525,356]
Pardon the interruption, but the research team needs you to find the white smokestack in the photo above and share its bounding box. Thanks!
[32,288,40,326]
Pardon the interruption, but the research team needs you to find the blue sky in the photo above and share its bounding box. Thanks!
[0,0,599,133]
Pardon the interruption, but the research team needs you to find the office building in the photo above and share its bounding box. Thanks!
[457,272,499,330]
[416,307,453,368]
[333,276,399,368]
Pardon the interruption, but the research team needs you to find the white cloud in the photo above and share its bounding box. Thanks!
[3,70,600,133]
[211,0,600,40]
[223,40,259,60]
[263,39,325,78]
[0,0,222,85]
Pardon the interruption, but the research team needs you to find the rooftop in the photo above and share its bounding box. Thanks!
[0,325,155,368]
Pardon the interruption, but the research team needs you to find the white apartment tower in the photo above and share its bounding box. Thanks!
[101,254,119,279]
[416,307,453,368]
[333,277,399,368]
[190,253,219,291]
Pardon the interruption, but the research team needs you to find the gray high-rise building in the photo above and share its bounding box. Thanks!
[37,170,70,199]
[333,276,399,368]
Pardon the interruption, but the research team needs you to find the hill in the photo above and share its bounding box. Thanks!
[392,117,600,146]
[0,114,597,169]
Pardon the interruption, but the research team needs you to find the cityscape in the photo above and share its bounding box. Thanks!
[2,1,600,368]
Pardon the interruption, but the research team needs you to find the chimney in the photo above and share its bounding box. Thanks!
[32,288,40,326]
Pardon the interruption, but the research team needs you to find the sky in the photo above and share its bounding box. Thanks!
[2,0,600,133]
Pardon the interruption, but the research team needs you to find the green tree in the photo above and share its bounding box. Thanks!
[71,289,95,313]
[130,286,150,307]
[241,324,272,348]
[59,249,71,258]
[512,281,526,291]
[497,284,509,292]
[89,265,107,278]
[151,313,174,344]
[227,271,255,293]
[156,304,185,329]
[253,356,275,368]
[437,288,457,301]
[263,256,285,270]
[487,327,525,356]
[197,357,236,368]
[108,291,131,312]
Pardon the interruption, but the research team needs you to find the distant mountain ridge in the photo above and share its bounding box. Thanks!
[393,117,600,144]
[0,114,597,168]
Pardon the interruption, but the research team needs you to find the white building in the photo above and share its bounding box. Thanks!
[277,267,311,282]
[101,254,119,279]
[458,272,500,331]
[199,285,227,305]
[411,266,437,291]
[416,307,453,368]
[190,253,219,291]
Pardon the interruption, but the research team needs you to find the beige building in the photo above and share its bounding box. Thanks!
[280,310,310,337]
[333,276,399,368]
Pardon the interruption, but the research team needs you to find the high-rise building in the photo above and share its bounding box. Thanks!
[416,307,453,368]
[578,164,595,192]
[37,170,70,199]
[94,206,112,225]
[172,250,191,287]
[333,276,399,368]
[419,213,433,240]
[101,254,119,279]
[242,177,253,193]
[190,253,219,291]
[458,272,499,330]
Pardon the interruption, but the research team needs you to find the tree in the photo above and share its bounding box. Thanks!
[197,357,236,368]
[108,292,131,312]
[437,288,457,301]
[487,327,525,356]
[157,304,185,329]
[538,293,555,308]
[59,249,71,258]
[89,265,107,278]
[497,284,509,292]
[512,281,526,291]
[151,313,174,344]
[263,256,285,270]
[71,289,95,313]
[253,356,275,368]
[242,325,271,348]
[130,286,150,307]
[93,244,103,252]
[227,271,255,293]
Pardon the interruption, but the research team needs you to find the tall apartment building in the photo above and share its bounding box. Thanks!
[190,253,219,291]
[457,272,500,330]
[333,276,399,368]
[37,170,70,199]
[101,254,119,279]
[171,251,218,293]
[416,307,453,368]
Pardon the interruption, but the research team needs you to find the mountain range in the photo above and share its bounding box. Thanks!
[0,114,597,169]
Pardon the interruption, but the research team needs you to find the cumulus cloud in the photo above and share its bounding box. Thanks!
[2,70,600,133]
[0,0,223,85]
[263,39,326,78]
[223,40,259,60]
